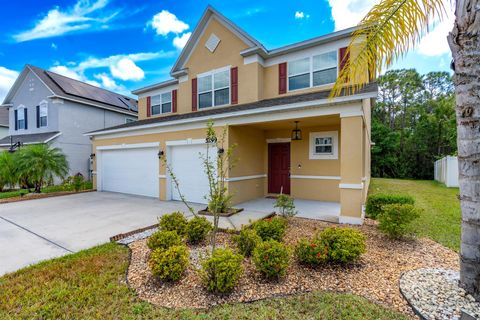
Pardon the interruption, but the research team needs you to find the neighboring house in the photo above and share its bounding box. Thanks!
[0,65,138,179]
[0,109,8,139]
[87,6,377,224]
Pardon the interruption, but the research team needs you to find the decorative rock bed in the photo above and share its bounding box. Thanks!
[400,268,480,320]
[125,218,459,318]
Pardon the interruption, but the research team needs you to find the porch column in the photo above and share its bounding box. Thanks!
[339,115,364,224]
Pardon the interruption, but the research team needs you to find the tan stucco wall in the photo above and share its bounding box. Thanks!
[228,178,265,205]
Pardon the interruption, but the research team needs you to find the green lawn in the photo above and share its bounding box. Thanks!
[0,181,93,200]
[0,243,406,320]
[369,178,461,251]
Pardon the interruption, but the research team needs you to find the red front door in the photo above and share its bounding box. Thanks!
[268,143,291,194]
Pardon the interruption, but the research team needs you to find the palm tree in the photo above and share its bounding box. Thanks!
[331,0,479,300]
[0,151,17,191]
[16,144,69,193]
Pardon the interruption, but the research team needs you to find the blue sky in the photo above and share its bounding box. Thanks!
[0,0,454,100]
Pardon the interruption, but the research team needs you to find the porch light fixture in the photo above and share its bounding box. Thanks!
[89,153,95,159]
[218,148,225,155]
[158,150,164,158]
[291,121,302,141]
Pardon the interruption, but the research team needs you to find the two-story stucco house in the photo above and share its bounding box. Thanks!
[87,6,377,224]
[0,65,138,179]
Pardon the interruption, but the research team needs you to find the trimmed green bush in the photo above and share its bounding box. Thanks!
[366,194,415,219]
[234,227,261,257]
[200,248,243,294]
[252,240,290,279]
[147,230,182,251]
[318,227,366,264]
[295,237,329,266]
[159,212,188,236]
[186,216,212,244]
[378,204,421,239]
[253,216,287,242]
[149,245,189,282]
[274,194,297,218]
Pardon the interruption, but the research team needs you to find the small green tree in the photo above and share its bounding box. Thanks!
[0,151,18,191]
[16,144,69,193]
[274,194,297,218]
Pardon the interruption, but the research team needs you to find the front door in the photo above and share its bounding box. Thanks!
[268,143,291,194]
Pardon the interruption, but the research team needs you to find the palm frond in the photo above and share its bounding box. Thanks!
[331,0,446,98]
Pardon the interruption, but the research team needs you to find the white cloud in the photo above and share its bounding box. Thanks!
[109,58,144,81]
[417,4,455,57]
[13,0,118,42]
[51,43,58,50]
[150,10,189,36]
[327,0,378,31]
[50,65,83,80]
[0,67,19,103]
[173,32,191,49]
[295,11,309,19]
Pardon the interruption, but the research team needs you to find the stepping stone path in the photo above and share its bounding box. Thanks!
[400,268,480,320]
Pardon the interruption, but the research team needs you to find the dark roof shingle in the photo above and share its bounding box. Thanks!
[0,132,60,146]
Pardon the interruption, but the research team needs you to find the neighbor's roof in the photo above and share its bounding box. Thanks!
[133,5,359,95]
[2,65,138,115]
[88,82,378,136]
[0,132,61,146]
[0,108,8,127]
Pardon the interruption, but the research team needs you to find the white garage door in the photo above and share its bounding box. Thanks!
[99,147,159,198]
[169,143,216,204]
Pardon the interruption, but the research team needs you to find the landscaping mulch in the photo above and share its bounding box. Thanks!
[126,217,458,318]
[0,189,94,204]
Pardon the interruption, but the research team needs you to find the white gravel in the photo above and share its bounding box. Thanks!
[400,268,480,320]
[117,228,157,245]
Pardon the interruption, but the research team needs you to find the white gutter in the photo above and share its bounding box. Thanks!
[46,95,138,117]
[85,91,377,137]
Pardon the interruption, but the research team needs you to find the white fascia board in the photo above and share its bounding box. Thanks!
[137,84,179,99]
[165,138,206,146]
[88,92,374,138]
[47,95,138,116]
[244,54,265,66]
[96,142,160,150]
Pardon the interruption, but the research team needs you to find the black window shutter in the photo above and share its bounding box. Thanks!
[14,110,18,130]
[24,108,28,130]
[36,105,40,128]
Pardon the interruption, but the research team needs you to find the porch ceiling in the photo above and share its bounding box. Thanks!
[232,114,340,130]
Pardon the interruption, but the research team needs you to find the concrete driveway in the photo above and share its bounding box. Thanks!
[0,192,200,276]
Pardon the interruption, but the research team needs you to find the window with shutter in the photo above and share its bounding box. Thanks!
[230,67,238,104]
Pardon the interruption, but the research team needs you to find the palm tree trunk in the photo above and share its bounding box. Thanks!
[448,0,480,301]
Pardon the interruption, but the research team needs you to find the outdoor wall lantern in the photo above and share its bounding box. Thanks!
[291,121,302,141]
[158,150,164,158]
[89,153,95,159]
[218,148,225,155]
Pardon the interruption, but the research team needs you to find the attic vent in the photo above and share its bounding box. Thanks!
[205,33,220,53]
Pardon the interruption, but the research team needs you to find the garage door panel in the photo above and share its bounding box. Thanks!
[170,144,215,204]
[100,147,159,198]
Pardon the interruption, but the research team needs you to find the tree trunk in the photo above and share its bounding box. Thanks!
[448,0,480,301]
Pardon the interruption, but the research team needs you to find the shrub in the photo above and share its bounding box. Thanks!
[147,230,182,251]
[234,227,261,257]
[252,240,290,279]
[200,248,243,294]
[72,173,85,192]
[366,194,415,219]
[274,194,297,218]
[295,237,329,266]
[253,216,287,242]
[149,245,189,282]
[186,216,212,244]
[378,204,421,239]
[159,212,188,236]
[318,227,366,264]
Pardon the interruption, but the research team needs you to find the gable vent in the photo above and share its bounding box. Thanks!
[205,33,220,53]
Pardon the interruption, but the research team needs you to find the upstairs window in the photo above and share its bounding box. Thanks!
[198,69,230,109]
[17,106,26,130]
[288,51,338,91]
[151,92,172,116]
[39,102,48,127]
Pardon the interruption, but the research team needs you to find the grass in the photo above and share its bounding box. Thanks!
[369,178,461,251]
[0,243,407,320]
[0,181,93,200]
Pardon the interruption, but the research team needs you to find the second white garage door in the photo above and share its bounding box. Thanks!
[99,146,159,198]
[169,143,216,204]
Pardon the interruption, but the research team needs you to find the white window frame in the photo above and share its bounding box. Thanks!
[287,50,339,92]
[39,100,48,127]
[197,66,231,109]
[16,105,26,130]
[151,91,172,116]
[309,131,339,160]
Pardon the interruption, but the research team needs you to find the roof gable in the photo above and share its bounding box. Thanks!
[170,5,265,76]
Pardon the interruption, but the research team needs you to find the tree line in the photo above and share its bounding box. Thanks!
[371,69,456,180]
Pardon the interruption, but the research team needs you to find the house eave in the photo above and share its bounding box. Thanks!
[47,95,138,117]
[131,79,179,95]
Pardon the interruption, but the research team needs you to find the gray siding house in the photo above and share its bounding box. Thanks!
[0,65,137,179]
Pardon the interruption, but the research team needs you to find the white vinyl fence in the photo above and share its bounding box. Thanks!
[434,156,459,187]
